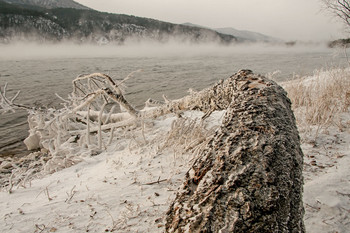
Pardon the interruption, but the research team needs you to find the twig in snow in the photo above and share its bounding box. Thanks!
[336,191,350,198]
[45,187,53,201]
[65,185,77,203]
[35,224,47,233]
[8,172,14,194]
[305,203,321,211]
[36,184,55,201]
[143,177,168,185]
[106,210,118,232]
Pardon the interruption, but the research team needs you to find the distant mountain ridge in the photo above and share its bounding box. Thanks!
[182,23,282,43]
[0,0,236,44]
[215,27,282,43]
[2,0,89,9]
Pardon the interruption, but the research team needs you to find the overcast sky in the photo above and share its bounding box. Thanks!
[75,0,344,41]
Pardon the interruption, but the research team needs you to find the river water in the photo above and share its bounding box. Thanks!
[0,43,348,156]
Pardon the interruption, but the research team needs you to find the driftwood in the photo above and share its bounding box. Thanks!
[165,70,305,232]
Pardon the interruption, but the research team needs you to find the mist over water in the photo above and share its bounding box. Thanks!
[0,42,348,156]
[0,41,339,59]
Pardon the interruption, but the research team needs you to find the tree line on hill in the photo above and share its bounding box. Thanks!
[0,0,237,44]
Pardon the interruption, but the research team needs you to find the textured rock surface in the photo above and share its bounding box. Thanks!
[166,70,305,232]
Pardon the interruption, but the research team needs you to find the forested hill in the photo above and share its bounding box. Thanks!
[2,0,89,10]
[0,0,237,44]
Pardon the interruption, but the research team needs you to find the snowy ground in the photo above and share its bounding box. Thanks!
[1,71,350,232]
[301,115,350,233]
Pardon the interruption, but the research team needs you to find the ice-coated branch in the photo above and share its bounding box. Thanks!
[0,83,32,114]
[3,69,252,159]
[4,70,254,157]
[72,73,139,117]
[16,71,145,155]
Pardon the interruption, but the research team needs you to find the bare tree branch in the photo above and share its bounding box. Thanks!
[323,0,350,29]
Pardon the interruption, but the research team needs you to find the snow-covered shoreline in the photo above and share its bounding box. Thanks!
[0,110,224,232]
[1,68,350,232]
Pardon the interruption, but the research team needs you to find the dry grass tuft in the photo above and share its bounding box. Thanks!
[158,116,218,157]
[282,68,350,130]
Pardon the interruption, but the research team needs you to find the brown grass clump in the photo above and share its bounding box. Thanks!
[282,68,350,130]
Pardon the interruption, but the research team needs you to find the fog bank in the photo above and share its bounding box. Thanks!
[0,41,335,60]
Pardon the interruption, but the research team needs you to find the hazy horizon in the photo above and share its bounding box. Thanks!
[0,41,338,60]
[75,0,345,42]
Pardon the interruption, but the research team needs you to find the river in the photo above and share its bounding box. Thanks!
[0,43,348,156]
